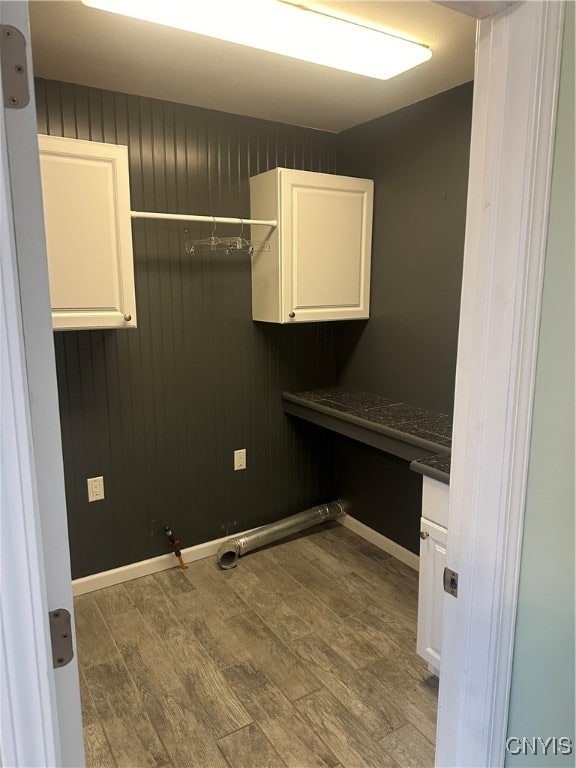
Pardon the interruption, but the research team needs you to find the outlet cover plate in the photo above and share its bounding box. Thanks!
[87,475,105,502]
[234,449,247,471]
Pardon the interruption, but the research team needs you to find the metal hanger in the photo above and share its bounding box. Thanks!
[185,217,269,255]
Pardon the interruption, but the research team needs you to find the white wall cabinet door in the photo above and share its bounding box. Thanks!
[417,516,448,676]
[250,168,373,323]
[38,135,136,330]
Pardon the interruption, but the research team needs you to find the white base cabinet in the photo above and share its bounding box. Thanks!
[249,168,373,323]
[38,135,136,330]
[417,476,449,676]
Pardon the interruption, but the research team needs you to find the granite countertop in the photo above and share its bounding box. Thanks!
[282,386,452,483]
[409,452,451,485]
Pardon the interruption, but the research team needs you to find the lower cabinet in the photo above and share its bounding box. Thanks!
[417,476,449,677]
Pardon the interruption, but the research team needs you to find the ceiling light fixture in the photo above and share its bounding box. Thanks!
[80,0,432,80]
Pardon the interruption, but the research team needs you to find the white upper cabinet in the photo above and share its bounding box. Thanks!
[250,168,373,323]
[38,135,137,330]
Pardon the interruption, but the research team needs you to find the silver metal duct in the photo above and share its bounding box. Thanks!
[217,499,348,569]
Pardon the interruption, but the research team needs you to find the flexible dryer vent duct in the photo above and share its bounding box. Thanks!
[217,499,348,569]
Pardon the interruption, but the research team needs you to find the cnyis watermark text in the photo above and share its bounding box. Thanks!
[506,737,574,757]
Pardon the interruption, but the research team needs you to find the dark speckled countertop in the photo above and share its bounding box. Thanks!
[282,386,452,484]
[410,452,451,485]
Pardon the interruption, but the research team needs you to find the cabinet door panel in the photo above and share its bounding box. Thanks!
[41,156,119,310]
[417,517,448,675]
[38,135,136,330]
[292,186,363,308]
[279,169,372,323]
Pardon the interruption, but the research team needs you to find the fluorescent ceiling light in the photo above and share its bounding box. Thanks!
[80,0,432,80]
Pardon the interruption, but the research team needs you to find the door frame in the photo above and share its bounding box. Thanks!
[436,2,565,766]
[0,1,565,767]
[0,1,84,765]
[0,68,62,768]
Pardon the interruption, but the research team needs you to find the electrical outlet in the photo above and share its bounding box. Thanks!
[234,449,247,471]
[87,476,105,502]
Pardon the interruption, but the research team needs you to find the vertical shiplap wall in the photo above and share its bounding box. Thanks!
[35,79,338,579]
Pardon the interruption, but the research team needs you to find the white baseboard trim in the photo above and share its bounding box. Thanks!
[73,515,419,596]
[338,515,419,572]
[72,526,260,596]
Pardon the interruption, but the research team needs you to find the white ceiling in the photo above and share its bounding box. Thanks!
[29,1,476,133]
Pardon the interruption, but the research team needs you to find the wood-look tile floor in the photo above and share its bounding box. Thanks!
[75,524,438,768]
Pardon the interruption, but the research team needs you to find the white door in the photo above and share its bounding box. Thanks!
[0,2,85,765]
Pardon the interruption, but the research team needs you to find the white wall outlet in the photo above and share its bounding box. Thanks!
[87,476,105,502]
[234,449,247,471]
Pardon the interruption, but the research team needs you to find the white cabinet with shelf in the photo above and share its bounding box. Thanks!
[249,167,373,323]
[38,134,136,330]
[417,475,449,676]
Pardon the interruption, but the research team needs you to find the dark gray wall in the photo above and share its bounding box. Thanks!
[333,83,473,552]
[37,78,472,574]
[334,437,423,553]
[336,82,473,415]
[36,79,338,579]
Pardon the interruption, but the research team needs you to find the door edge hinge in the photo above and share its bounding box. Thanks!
[443,567,459,598]
[49,608,74,668]
[1,25,30,109]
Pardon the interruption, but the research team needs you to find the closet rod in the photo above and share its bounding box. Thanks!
[131,211,277,227]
